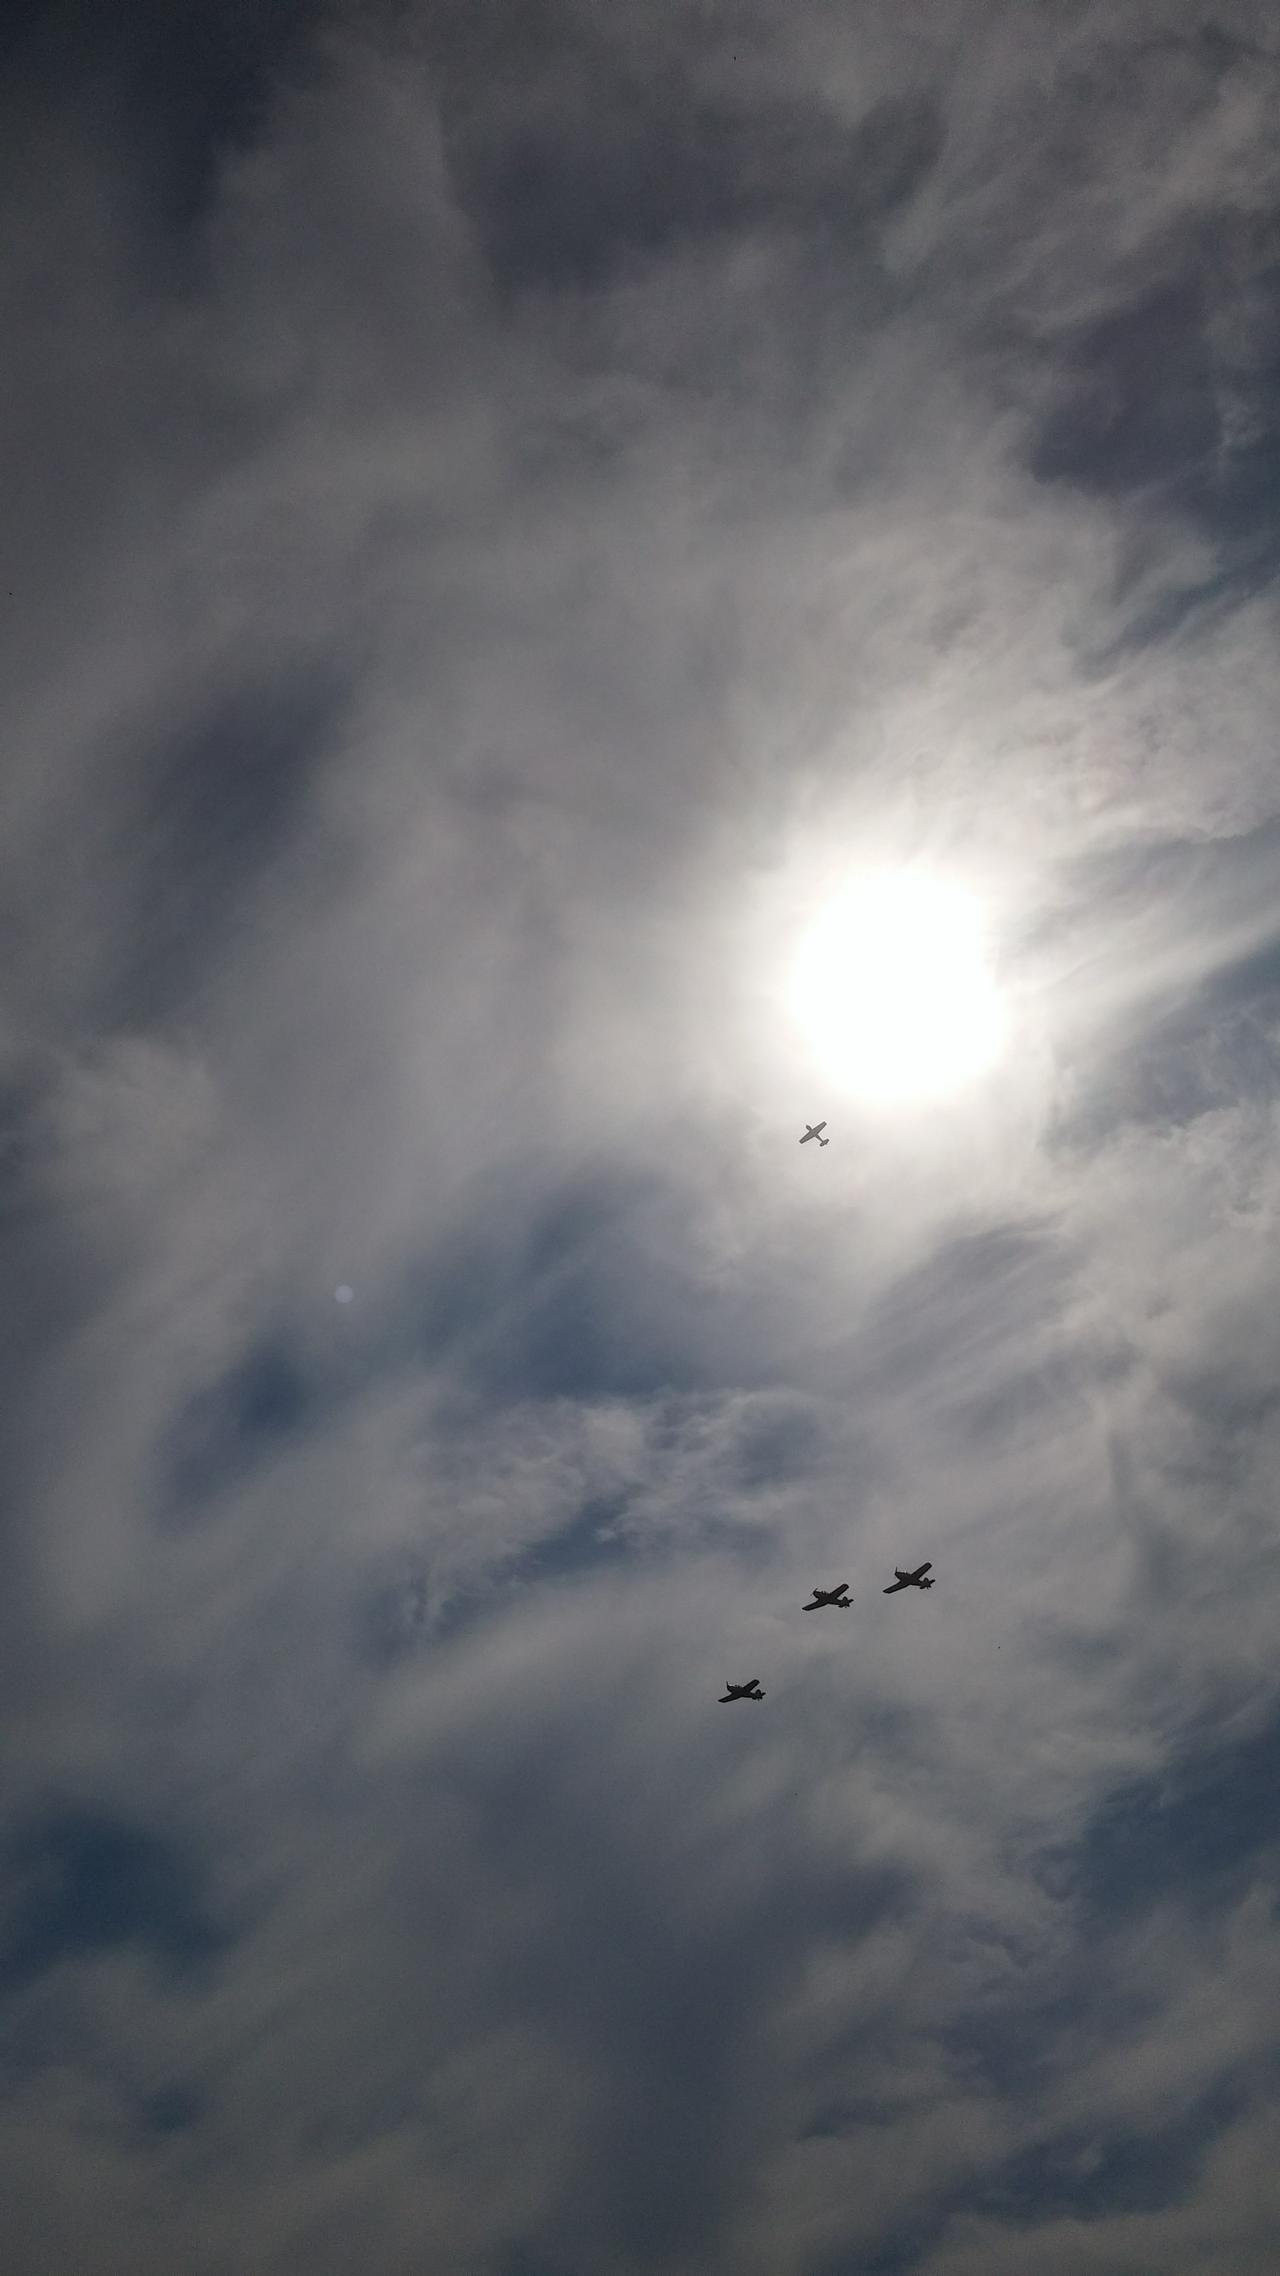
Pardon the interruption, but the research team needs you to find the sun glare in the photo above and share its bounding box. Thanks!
[788,870,1006,1105]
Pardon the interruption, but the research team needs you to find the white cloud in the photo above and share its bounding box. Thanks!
[3,3,1280,2270]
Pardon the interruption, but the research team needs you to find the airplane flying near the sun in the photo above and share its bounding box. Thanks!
[883,1562,934,1594]
[800,1121,829,1146]
[802,1583,852,1610]
[719,1678,765,1702]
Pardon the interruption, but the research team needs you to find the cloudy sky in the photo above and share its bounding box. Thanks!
[4,2,1280,2269]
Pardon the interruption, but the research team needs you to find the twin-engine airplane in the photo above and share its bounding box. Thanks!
[800,1121,829,1147]
[719,1678,765,1703]
[802,1583,852,1610]
[883,1561,934,1594]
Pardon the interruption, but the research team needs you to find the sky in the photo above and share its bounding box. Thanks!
[3,2,1280,2270]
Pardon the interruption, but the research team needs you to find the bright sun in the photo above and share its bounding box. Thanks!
[788,870,1006,1105]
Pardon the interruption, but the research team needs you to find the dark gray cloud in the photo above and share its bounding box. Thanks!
[105,661,352,1028]
[2,0,321,252]
[451,75,945,296]
[1073,1703,1280,1921]
[3,2,1280,2271]
[1,1803,227,1992]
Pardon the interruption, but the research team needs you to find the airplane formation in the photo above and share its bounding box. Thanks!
[722,1125,934,1700]
[721,1562,934,1699]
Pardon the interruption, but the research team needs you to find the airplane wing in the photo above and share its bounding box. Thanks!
[912,1562,933,1579]
[883,1578,908,1593]
[814,1121,826,1134]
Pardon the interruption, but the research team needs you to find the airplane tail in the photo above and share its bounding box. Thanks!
[819,1136,829,1147]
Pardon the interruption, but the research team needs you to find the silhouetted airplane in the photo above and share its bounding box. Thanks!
[719,1678,765,1702]
[883,1562,934,1594]
[800,1121,829,1147]
[802,1583,852,1610]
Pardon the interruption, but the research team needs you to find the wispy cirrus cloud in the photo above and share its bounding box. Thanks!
[3,3,1280,2272]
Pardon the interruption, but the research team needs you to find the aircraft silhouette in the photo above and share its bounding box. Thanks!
[883,1561,934,1594]
[802,1583,852,1610]
[719,1678,765,1702]
[800,1121,829,1147]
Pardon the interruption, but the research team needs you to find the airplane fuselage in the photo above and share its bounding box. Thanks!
[883,1562,934,1594]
